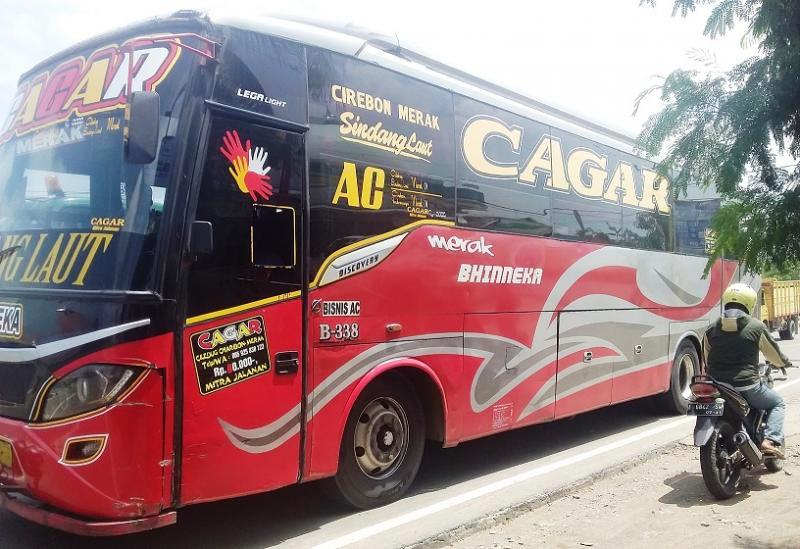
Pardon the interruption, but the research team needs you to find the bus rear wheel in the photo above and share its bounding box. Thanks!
[326,375,425,509]
[657,340,699,414]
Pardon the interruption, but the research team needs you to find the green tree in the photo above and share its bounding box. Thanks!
[637,0,800,273]
[761,262,800,280]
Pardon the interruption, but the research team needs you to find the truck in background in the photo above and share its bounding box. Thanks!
[760,279,800,340]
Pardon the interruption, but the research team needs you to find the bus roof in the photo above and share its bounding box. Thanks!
[212,13,641,155]
[19,10,640,156]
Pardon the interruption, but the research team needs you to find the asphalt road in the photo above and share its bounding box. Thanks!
[447,390,800,549]
[3,339,800,549]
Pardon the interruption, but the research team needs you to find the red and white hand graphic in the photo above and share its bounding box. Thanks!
[245,146,273,201]
[220,130,273,202]
[220,130,250,165]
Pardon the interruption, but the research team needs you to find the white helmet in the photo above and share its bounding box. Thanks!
[722,283,757,315]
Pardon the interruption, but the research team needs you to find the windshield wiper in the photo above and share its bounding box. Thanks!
[0,246,21,266]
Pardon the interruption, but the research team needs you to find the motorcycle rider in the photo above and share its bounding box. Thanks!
[703,283,792,459]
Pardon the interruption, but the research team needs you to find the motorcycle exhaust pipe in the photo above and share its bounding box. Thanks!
[732,432,762,464]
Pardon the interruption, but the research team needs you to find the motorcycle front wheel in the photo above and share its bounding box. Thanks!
[700,419,742,499]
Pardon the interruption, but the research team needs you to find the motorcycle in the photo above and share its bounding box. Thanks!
[689,362,783,499]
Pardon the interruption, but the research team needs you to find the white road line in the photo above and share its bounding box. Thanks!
[309,376,800,549]
[310,418,688,549]
[777,376,800,392]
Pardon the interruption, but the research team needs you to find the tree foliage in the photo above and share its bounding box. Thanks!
[760,261,800,280]
[637,0,800,273]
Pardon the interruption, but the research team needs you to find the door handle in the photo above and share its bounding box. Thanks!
[275,351,299,375]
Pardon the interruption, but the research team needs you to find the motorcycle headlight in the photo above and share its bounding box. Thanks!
[39,364,144,422]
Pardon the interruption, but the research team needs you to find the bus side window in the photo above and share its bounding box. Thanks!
[252,204,296,268]
[186,116,304,319]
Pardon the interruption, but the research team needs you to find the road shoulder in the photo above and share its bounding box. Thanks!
[439,411,800,548]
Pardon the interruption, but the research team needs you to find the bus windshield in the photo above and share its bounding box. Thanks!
[0,34,193,292]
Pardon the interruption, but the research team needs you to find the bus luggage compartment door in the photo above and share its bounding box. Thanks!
[555,310,619,418]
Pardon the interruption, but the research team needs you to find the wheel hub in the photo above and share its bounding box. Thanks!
[380,428,395,449]
[353,397,409,480]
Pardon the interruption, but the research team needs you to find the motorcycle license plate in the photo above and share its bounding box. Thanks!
[688,402,724,416]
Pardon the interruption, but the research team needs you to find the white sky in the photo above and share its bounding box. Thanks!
[0,0,754,139]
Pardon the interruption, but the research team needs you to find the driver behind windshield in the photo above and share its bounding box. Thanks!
[702,283,792,459]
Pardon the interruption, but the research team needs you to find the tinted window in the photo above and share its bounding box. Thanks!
[620,209,670,251]
[187,116,304,318]
[212,31,308,125]
[455,96,553,236]
[307,50,455,276]
[551,196,622,244]
[0,34,195,291]
[455,97,671,251]
[252,204,296,267]
[610,154,669,251]
[674,197,721,256]
[548,129,623,244]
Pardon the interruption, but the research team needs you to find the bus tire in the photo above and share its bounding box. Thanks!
[326,375,425,510]
[781,319,797,341]
[658,340,699,414]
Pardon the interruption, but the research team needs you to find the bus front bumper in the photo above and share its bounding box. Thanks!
[0,489,176,536]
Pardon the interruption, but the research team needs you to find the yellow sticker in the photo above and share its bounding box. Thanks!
[0,439,13,468]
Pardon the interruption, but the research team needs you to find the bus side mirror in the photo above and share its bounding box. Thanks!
[125,91,160,164]
[190,221,214,255]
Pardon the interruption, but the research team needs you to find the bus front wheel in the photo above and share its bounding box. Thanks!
[326,375,425,509]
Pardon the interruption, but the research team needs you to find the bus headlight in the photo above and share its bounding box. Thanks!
[39,365,144,422]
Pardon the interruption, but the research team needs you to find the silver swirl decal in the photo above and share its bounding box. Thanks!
[220,335,464,453]
[220,248,734,453]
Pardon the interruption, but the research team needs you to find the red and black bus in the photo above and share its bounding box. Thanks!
[0,11,745,535]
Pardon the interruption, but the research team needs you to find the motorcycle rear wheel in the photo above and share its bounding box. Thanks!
[700,419,742,499]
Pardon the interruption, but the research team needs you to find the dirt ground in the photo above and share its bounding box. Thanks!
[446,391,800,549]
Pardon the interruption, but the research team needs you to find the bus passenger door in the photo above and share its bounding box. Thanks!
[555,311,615,418]
[179,116,306,503]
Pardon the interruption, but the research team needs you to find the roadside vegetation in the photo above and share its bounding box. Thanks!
[637,0,800,274]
